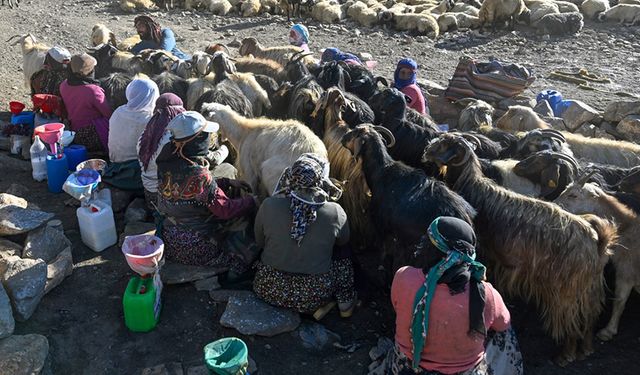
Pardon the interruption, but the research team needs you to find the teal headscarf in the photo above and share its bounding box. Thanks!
[410,216,487,370]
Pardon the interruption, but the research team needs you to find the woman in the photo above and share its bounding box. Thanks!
[131,15,190,60]
[289,24,310,52]
[320,47,362,66]
[253,154,357,319]
[137,93,185,209]
[386,216,522,375]
[156,111,258,274]
[30,46,71,96]
[59,53,112,153]
[393,58,428,115]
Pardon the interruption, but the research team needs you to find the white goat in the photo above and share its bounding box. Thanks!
[120,0,157,12]
[229,72,271,117]
[186,75,216,110]
[91,24,116,47]
[201,103,328,196]
[7,34,49,89]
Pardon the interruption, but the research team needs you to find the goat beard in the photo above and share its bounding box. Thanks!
[439,165,448,178]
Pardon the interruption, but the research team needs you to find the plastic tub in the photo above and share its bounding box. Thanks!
[204,338,249,375]
[76,159,107,174]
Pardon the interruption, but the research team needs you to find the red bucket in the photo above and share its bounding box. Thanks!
[9,101,25,115]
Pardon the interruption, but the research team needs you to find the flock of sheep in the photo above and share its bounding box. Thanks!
[119,0,640,37]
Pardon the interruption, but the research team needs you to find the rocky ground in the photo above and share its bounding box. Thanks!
[1,0,640,374]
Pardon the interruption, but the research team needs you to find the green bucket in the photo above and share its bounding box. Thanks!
[204,337,249,375]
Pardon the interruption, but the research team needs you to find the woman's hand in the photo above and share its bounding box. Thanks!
[228,179,253,193]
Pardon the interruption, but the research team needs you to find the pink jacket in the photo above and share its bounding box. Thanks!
[391,266,510,374]
[59,80,113,131]
[400,84,428,116]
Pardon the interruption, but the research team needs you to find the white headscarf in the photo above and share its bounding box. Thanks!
[125,78,160,113]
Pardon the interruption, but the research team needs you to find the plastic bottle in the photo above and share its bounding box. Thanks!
[76,200,117,252]
[30,136,48,182]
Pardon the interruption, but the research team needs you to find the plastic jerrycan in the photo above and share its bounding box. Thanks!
[123,276,161,332]
[30,136,48,182]
[76,200,117,252]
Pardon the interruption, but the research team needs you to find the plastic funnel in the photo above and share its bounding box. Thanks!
[9,101,25,115]
[122,235,164,277]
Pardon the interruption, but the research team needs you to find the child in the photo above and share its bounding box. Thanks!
[289,24,310,52]
[394,58,428,115]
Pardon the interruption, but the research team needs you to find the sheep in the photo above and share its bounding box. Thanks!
[209,0,234,14]
[379,10,440,36]
[241,0,262,15]
[457,98,495,131]
[120,0,157,12]
[580,0,609,19]
[478,0,528,32]
[450,0,481,16]
[423,133,617,366]
[91,24,116,47]
[426,0,455,14]
[437,12,482,31]
[496,105,551,132]
[186,75,216,110]
[152,72,189,104]
[200,102,328,197]
[311,0,351,23]
[239,37,313,67]
[535,11,584,35]
[347,1,385,27]
[555,178,640,343]
[598,4,640,24]
[341,125,476,274]
[7,34,48,90]
[554,0,580,12]
[100,73,134,111]
[525,0,561,25]
[117,35,142,52]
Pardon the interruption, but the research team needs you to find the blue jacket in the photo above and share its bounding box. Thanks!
[131,28,190,60]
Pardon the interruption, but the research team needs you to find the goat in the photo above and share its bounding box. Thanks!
[282,51,325,129]
[100,73,134,111]
[496,105,551,132]
[457,98,495,131]
[239,37,314,67]
[194,81,253,117]
[535,11,584,35]
[120,0,157,12]
[7,34,49,89]
[232,56,286,83]
[341,125,475,274]
[555,178,640,342]
[478,0,528,32]
[562,132,640,168]
[186,75,215,110]
[423,133,617,366]
[280,0,302,21]
[116,35,142,52]
[152,72,189,104]
[512,150,580,200]
[91,24,117,47]
[191,51,214,77]
[200,103,328,197]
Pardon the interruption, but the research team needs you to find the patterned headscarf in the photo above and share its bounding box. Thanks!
[289,24,310,46]
[134,15,163,45]
[273,154,342,246]
[321,47,362,65]
[394,58,418,90]
[138,93,185,171]
[410,217,487,370]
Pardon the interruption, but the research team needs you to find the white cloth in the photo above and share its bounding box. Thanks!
[137,130,171,193]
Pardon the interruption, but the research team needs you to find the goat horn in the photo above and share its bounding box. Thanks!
[293,52,314,63]
[549,152,580,174]
[372,126,396,148]
[6,34,22,43]
[538,129,566,142]
[460,133,482,148]
[576,170,597,187]
[218,44,231,55]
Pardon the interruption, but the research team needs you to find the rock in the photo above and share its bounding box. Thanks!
[0,206,54,236]
[297,322,341,350]
[44,247,73,295]
[0,283,14,339]
[417,79,447,96]
[0,194,27,209]
[161,262,226,285]
[541,116,567,131]
[193,276,220,292]
[0,153,31,172]
[118,221,156,248]
[220,292,300,337]
[185,365,208,375]
[111,189,134,213]
[561,100,602,131]
[358,52,373,61]
[0,239,22,275]
[209,289,253,303]
[604,100,640,123]
[616,115,640,143]
[125,198,147,223]
[0,334,49,375]
[141,362,184,375]
[2,257,47,321]
[23,224,71,263]
[427,94,462,125]
[0,135,9,151]
[534,99,554,118]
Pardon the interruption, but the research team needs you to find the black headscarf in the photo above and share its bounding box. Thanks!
[67,71,99,86]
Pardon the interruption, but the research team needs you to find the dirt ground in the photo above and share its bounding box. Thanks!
[1,0,640,374]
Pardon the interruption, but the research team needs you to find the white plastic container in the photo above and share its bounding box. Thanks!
[77,200,117,252]
[30,135,48,182]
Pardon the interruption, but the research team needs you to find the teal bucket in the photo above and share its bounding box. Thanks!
[204,337,249,375]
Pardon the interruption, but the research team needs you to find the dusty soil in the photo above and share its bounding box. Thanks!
[1,0,640,374]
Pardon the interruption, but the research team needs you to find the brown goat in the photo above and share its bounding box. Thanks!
[423,134,617,366]
[496,105,551,132]
[556,179,640,342]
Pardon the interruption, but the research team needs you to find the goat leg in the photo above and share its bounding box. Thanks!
[577,327,594,360]
[597,280,634,341]
[554,337,578,367]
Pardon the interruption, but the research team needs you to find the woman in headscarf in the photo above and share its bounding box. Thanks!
[156,111,258,274]
[131,15,190,60]
[30,46,71,96]
[320,47,362,66]
[59,53,112,153]
[393,58,428,115]
[382,216,522,375]
[137,93,185,209]
[289,24,310,52]
[253,154,357,320]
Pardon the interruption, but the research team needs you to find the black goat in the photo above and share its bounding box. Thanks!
[341,124,475,274]
[88,43,120,79]
[100,73,133,111]
[344,62,388,102]
[152,72,189,104]
[283,51,324,127]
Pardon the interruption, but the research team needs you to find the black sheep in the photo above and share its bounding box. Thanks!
[193,80,253,118]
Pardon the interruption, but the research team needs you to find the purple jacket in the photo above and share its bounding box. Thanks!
[59,80,113,131]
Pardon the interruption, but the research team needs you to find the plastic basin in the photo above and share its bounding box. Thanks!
[76,159,107,174]
[34,123,65,144]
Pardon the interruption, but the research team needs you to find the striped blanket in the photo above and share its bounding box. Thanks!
[445,56,536,103]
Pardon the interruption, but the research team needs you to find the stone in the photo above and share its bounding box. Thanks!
[111,189,134,213]
[561,100,602,131]
[248,356,257,374]
[118,221,156,248]
[0,135,9,151]
[297,322,341,350]
[141,362,184,375]
[161,262,226,285]
[0,193,27,208]
[0,206,54,236]
[23,225,71,263]
[209,289,254,302]
[185,365,208,375]
[541,116,568,131]
[417,79,447,96]
[604,100,640,123]
[0,153,31,172]
[0,239,22,275]
[2,257,47,321]
[125,198,147,223]
[193,276,220,292]
[534,99,554,118]
[0,334,49,375]
[44,247,73,295]
[0,283,14,339]
[220,292,300,337]
[616,115,640,143]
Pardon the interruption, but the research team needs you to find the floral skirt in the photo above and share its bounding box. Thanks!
[74,124,104,153]
[253,259,355,314]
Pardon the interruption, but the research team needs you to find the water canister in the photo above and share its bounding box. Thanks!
[76,200,117,252]
[30,136,48,182]
[536,90,563,117]
[123,276,161,332]
[64,145,88,171]
[46,154,69,193]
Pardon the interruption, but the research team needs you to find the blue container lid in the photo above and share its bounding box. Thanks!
[11,111,35,126]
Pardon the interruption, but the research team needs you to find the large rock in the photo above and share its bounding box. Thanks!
[220,292,300,337]
[5,184,30,200]
[161,262,226,285]
[0,194,27,209]
[44,247,73,295]
[0,334,49,375]
[604,100,640,123]
[0,283,14,339]
[23,224,72,263]
[560,100,601,131]
[616,115,640,143]
[0,206,54,236]
[0,239,22,275]
[125,198,147,223]
[2,257,47,321]
[209,289,253,303]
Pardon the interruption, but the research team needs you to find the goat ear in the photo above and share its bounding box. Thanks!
[539,164,561,198]
[351,138,364,159]
[376,77,389,87]
[109,32,117,47]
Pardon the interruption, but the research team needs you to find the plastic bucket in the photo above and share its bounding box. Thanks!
[204,338,249,375]
[46,154,69,193]
[11,111,35,126]
[122,235,164,277]
[64,144,87,171]
[9,101,25,115]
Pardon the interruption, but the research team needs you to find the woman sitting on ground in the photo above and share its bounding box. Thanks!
[30,46,71,97]
[253,154,357,320]
[289,24,310,52]
[156,111,258,275]
[386,216,522,375]
[320,47,362,66]
[59,53,112,153]
[131,15,190,60]
[393,58,428,116]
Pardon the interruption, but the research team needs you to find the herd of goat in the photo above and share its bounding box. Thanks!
[7,17,640,367]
